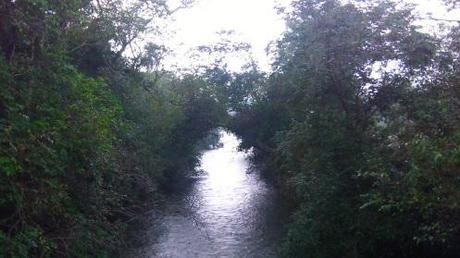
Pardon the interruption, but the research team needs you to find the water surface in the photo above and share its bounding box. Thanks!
[129,131,286,257]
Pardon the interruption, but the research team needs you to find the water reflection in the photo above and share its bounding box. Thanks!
[129,130,285,258]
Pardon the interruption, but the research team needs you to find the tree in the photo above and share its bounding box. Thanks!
[229,0,460,257]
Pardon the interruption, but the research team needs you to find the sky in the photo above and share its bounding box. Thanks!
[155,0,459,72]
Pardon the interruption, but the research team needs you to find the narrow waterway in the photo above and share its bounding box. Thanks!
[129,130,287,257]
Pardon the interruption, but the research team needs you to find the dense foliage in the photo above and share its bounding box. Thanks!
[2,0,460,257]
[0,0,224,257]
[229,0,460,257]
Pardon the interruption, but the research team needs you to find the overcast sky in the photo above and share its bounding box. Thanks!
[156,0,459,72]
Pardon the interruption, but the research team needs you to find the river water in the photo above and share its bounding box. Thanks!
[128,130,287,258]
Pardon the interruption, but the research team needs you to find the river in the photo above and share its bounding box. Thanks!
[128,130,287,257]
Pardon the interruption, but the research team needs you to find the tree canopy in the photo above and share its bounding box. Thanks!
[230,0,460,257]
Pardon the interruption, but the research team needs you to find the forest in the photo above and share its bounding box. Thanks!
[0,0,459,257]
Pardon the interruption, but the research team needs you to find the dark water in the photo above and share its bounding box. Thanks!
[128,131,287,258]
